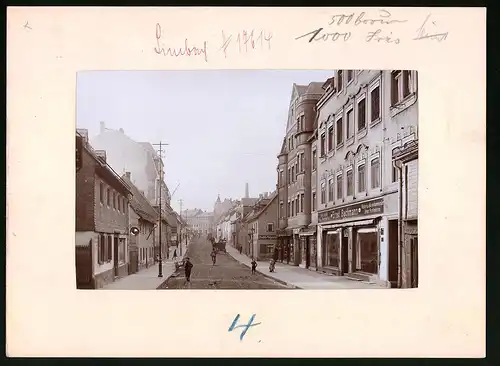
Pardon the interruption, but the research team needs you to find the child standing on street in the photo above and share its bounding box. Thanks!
[251,258,257,275]
[211,249,217,266]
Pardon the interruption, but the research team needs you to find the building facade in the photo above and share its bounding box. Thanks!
[122,171,157,273]
[75,130,132,289]
[91,122,171,210]
[314,69,419,287]
[245,193,279,261]
[276,82,325,268]
[184,209,214,236]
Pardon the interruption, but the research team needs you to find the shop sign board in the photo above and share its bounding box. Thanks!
[259,234,277,240]
[318,198,384,223]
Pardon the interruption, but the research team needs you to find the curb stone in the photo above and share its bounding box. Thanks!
[224,252,301,289]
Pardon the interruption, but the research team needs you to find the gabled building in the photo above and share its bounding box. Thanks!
[121,172,157,273]
[243,192,279,261]
[75,129,132,289]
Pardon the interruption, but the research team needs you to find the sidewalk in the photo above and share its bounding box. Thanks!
[226,245,384,290]
[100,246,184,290]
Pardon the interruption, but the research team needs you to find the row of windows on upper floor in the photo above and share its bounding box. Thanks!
[277,70,415,187]
[278,156,400,215]
[98,180,128,215]
[283,70,415,156]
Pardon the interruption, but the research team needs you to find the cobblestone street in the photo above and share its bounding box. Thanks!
[158,238,289,289]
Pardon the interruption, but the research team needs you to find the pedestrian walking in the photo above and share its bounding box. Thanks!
[239,246,243,254]
[251,258,257,275]
[211,249,217,265]
[173,248,178,261]
[184,257,193,283]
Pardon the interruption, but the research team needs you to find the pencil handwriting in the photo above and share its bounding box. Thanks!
[413,14,449,42]
[328,9,408,27]
[23,21,32,30]
[219,30,272,58]
[154,23,208,62]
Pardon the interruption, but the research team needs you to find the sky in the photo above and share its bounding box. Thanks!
[76,70,333,213]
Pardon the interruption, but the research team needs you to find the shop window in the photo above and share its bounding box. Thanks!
[356,230,378,274]
[326,233,340,268]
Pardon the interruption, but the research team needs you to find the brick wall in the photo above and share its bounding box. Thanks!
[76,149,97,231]
[94,177,129,234]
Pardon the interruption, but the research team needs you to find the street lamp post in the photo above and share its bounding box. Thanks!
[249,227,255,259]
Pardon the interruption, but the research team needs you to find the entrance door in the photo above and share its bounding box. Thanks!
[388,220,399,286]
[305,237,310,268]
[113,236,119,277]
[341,234,349,274]
[410,236,418,288]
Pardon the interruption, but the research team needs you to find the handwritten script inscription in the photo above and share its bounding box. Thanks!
[295,9,448,45]
[154,23,208,62]
[220,30,272,58]
[228,314,261,341]
[413,14,449,42]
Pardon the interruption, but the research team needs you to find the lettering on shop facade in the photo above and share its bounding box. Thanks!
[318,198,384,223]
[259,235,277,240]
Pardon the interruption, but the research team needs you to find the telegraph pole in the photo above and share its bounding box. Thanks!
[152,142,169,278]
[179,199,183,256]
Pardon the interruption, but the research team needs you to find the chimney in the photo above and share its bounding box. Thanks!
[245,182,249,198]
[76,129,89,143]
[100,121,106,134]
[119,128,124,133]
[125,171,131,179]
[95,150,107,163]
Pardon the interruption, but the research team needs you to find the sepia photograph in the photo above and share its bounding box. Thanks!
[75,69,419,290]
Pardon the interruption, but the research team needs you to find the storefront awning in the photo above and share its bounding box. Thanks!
[322,218,377,230]
[299,227,316,237]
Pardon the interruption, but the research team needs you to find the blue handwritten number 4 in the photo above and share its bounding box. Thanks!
[228,314,261,341]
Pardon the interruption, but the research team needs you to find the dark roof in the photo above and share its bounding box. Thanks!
[121,174,157,224]
[245,193,278,222]
[305,82,325,94]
